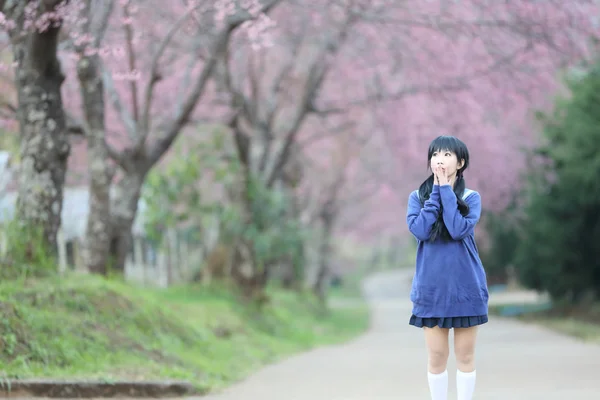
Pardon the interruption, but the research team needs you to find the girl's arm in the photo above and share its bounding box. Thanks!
[406,185,441,241]
[439,185,481,240]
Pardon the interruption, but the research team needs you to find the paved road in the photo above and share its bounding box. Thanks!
[199,269,600,400]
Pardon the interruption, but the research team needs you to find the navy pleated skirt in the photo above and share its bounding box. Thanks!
[409,314,488,329]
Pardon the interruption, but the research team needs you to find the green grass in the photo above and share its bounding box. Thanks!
[0,273,369,394]
[529,318,600,343]
[490,303,600,344]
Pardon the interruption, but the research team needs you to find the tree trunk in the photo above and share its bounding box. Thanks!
[229,238,270,302]
[313,203,335,304]
[110,170,145,272]
[8,2,70,251]
[278,182,304,290]
[77,53,113,275]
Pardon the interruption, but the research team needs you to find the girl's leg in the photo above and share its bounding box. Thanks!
[454,326,479,400]
[424,326,450,400]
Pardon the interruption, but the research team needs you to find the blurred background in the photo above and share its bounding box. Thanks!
[0,0,599,396]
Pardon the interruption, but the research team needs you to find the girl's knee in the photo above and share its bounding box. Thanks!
[428,348,449,372]
[454,327,478,370]
[454,348,475,370]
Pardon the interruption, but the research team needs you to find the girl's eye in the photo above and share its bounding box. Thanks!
[445,153,451,156]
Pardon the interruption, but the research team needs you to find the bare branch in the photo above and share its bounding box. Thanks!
[320,42,532,112]
[139,2,208,137]
[146,26,230,167]
[298,120,356,149]
[264,49,336,187]
[174,30,205,116]
[90,0,115,48]
[102,66,138,140]
[147,0,284,167]
[248,49,262,125]
[259,10,357,187]
[121,2,140,124]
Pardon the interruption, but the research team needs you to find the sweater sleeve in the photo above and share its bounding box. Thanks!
[438,185,481,240]
[406,186,441,241]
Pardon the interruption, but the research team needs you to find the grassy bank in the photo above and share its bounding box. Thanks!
[490,303,600,344]
[0,274,369,393]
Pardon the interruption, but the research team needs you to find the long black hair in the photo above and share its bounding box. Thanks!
[418,135,470,241]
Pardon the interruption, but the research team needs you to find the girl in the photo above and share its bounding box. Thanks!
[406,135,488,400]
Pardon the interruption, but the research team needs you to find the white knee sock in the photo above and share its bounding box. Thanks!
[456,369,476,400]
[427,370,448,400]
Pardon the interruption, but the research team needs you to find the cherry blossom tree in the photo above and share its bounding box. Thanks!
[217,1,361,289]
[50,0,280,272]
[216,0,599,292]
[319,0,598,243]
[0,0,282,272]
[94,0,282,272]
[1,0,598,280]
[0,0,74,249]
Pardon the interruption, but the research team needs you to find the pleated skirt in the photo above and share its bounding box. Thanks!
[409,314,488,329]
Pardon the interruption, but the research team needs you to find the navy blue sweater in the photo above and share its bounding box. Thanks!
[406,184,489,318]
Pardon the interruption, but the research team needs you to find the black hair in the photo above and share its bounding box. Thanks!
[418,135,470,241]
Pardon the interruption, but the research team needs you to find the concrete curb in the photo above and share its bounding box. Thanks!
[0,379,197,398]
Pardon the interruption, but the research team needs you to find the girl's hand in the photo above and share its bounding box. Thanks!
[435,166,451,186]
[433,167,440,185]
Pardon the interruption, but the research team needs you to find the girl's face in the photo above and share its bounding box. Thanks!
[429,148,465,178]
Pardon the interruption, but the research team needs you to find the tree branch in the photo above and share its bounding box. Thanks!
[102,65,138,140]
[90,0,115,48]
[264,45,339,187]
[259,10,356,187]
[139,2,207,137]
[146,26,230,167]
[121,2,140,124]
[298,120,356,149]
[174,29,205,117]
[146,0,284,168]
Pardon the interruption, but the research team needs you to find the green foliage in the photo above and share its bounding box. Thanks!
[0,274,368,391]
[221,177,308,274]
[0,219,57,280]
[142,125,239,246]
[515,62,600,303]
[142,124,309,277]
